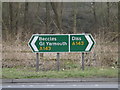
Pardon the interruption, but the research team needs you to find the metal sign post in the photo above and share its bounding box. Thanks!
[82,52,84,71]
[57,53,60,71]
[36,53,39,72]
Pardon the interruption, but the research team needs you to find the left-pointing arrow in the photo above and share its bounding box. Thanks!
[31,36,39,52]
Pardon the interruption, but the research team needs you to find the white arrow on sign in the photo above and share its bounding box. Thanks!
[31,36,39,52]
[85,35,93,51]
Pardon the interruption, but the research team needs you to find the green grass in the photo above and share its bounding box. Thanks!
[2,67,118,79]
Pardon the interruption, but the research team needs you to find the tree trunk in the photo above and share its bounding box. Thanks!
[9,2,13,32]
[92,2,97,22]
[9,2,14,40]
[24,2,28,30]
[15,3,19,32]
[107,2,110,27]
[73,2,77,34]
[51,2,63,34]
[45,2,50,34]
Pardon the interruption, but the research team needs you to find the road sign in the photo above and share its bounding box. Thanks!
[29,34,69,52]
[28,34,95,53]
[70,34,95,52]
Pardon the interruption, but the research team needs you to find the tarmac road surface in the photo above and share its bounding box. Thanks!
[2,82,118,88]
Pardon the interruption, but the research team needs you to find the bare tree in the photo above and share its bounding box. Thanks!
[51,2,63,34]
[91,2,97,22]
[14,3,19,32]
[107,2,110,27]
[45,2,51,34]
[9,2,13,31]
[24,2,28,30]
[73,2,77,34]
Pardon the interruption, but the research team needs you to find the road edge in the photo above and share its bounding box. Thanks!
[2,78,118,83]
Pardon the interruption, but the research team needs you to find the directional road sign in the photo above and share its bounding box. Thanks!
[28,34,95,53]
[29,34,69,52]
[70,34,95,52]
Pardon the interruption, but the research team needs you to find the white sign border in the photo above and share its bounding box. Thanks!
[28,34,96,53]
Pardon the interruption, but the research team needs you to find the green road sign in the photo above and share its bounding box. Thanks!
[28,34,95,53]
[28,34,69,52]
[70,34,95,52]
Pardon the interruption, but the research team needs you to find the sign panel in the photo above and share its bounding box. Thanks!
[28,34,95,53]
[29,35,69,52]
[70,34,94,52]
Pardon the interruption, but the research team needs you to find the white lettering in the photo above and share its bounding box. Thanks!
[72,36,81,41]
[39,42,45,46]
[46,42,67,46]
[39,37,57,41]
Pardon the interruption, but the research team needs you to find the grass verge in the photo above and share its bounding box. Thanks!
[2,67,118,79]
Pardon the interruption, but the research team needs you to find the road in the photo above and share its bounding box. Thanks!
[2,82,118,88]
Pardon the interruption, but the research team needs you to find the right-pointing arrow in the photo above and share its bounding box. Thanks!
[31,36,39,52]
[85,35,93,51]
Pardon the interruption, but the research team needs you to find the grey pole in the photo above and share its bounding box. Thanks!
[82,52,84,71]
[57,53,60,71]
[36,53,39,72]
